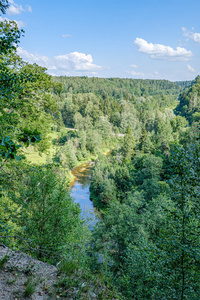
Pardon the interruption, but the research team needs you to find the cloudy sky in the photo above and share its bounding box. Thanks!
[3,0,200,81]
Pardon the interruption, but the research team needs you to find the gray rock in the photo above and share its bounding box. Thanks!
[0,246,58,299]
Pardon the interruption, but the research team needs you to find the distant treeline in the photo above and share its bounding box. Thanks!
[53,76,191,99]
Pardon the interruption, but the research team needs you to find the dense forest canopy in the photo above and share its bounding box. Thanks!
[0,1,200,298]
[175,75,200,124]
[53,76,191,97]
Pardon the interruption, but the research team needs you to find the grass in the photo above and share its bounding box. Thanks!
[56,266,123,299]
[0,253,9,268]
[20,128,113,185]
[6,278,16,284]
[22,132,61,166]
[58,260,78,275]
[23,277,37,297]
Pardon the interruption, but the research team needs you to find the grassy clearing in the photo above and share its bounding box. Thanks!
[21,130,76,183]
[22,131,62,165]
[21,129,113,184]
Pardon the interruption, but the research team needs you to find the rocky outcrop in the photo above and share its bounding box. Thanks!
[0,245,58,299]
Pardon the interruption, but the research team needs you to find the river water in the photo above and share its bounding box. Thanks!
[69,163,97,225]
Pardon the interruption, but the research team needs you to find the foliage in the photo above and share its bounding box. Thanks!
[90,131,200,299]
[10,165,81,262]
[175,76,200,124]
[155,141,200,298]
[53,76,190,100]
[1,2,200,297]
[121,126,134,163]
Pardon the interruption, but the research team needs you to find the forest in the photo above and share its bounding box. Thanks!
[0,1,200,299]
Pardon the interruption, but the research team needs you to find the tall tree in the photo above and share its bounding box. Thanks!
[13,166,81,263]
[160,141,200,298]
[121,126,134,164]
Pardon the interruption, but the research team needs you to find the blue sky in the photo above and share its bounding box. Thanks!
[2,0,200,81]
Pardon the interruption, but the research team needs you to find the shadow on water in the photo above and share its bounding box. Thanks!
[69,163,98,228]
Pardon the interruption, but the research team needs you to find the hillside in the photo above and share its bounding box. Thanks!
[53,76,191,99]
[1,2,200,298]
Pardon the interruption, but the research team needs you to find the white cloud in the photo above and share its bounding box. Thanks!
[134,37,193,60]
[130,64,138,68]
[14,19,24,27]
[62,34,72,38]
[7,4,24,15]
[187,64,195,72]
[0,16,7,22]
[7,1,32,15]
[182,27,200,43]
[55,52,102,71]
[0,16,25,28]
[17,48,103,75]
[49,66,57,70]
[127,70,144,76]
[17,47,55,68]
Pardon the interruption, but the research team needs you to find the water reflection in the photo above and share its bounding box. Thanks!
[71,164,92,188]
[70,163,97,226]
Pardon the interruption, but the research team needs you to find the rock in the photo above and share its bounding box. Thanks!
[0,246,58,299]
[90,292,97,298]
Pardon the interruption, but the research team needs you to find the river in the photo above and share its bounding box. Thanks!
[69,162,98,225]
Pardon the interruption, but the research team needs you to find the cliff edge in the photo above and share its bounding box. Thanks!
[0,245,58,299]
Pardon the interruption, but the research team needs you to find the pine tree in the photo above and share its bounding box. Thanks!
[122,126,134,164]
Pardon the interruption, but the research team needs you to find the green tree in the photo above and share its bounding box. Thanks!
[121,126,134,163]
[0,2,63,253]
[140,154,163,201]
[14,166,81,262]
[175,76,200,124]
[156,141,200,299]
[0,0,8,14]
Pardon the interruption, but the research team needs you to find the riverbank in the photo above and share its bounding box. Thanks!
[21,128,112,187]
[69,160,100,226]
[69,161,94,188]
[68,148,111,186]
